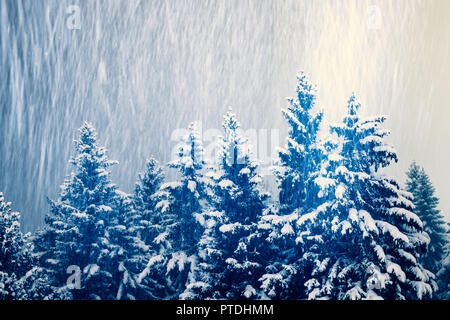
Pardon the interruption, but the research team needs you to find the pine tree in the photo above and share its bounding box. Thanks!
[139,123,207,299]
[18,266,67,300]
[275,72,324,215]
[131,158,171,299]
[0,192,33,299]
[163,122,207,298]
[262,229,296,298]
[132,157,174,299]
[183,109,269,299]
[0,193,60,300]
[258,204,303,299]
[98,190,151,300]
[133,158,165,245]
[259,73,324,299]
[34,122,121,299]
[436,223,449,299]
[406,162,448,274]
[299,94,435,300]
[165,122,206,255]
[180,210,224,300]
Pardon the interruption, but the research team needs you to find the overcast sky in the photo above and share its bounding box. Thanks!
[1,0,449,231]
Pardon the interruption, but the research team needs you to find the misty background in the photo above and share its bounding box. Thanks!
[1,0,449,232]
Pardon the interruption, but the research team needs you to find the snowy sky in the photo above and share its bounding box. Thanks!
[1,0,449,231]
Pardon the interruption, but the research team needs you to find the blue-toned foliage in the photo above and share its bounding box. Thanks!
[1,74,445,300]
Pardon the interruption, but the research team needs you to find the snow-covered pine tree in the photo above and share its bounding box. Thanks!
[436,224,449,299]
[34,122,120,299]
[165,122,206,255]
[300,94,435,300]
[275,72,324,215]
[180,210,224,300]
[258,204,302,299]
[139,122,207,299]
[0,192,33,299]
[183,109,269,299]
[0,195,70,300]
[131,158,170,299]
[258,73,324,299]
[406,162,448,274]
[97,190,151,300]
[17,265,66,300]
[133,158,165,245]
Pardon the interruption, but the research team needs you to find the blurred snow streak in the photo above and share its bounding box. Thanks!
[0,0,449,231]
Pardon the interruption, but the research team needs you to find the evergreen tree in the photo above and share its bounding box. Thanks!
[17,266,65,300]
[183,109,269,299]
[180,210,224,300]
[299,94,435,300]
[436,223,449,299]
[165,122,207,255]
[99,190,153,300]
[259,73,324,299]
[133,158,165,245]
[139,123,207,299]
[258,204,303,299]
[133,158,172,258]
[275,72,324,215]
[132,158,170,299]
[0,192,60,300]
[406,162,448,273]
[34,122,123,299]
[0,192,32,299]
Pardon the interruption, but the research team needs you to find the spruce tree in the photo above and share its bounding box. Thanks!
[165,122,206,255]
[180,210,224,300]
[34,122,122,299]
[0,192,59,300]
[275,72,324,215]
[258,204,301,299]
[436,224,449,299]
[259,73,324,299]
[133,158,165,245]
[132,158,171,299]
[100,190,153,300]
[139,123,207,298]
[406,162,448,273]
[0,192,32,299]
[163,122,207,298]
[183,109,269,299]
[299,95,435,300]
